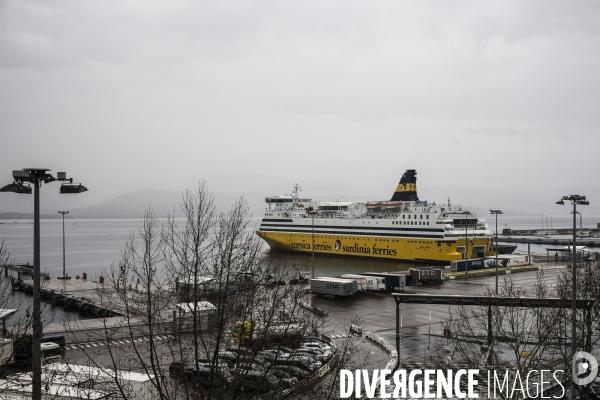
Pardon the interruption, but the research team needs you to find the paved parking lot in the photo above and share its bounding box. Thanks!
[312,267,567,371]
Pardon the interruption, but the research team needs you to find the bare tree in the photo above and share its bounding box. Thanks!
[554,259,600,399]
[434,271,566,400]
[64,183,351,400]
[0,241,10,304]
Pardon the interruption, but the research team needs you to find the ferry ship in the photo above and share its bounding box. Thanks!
[255,170,494,264]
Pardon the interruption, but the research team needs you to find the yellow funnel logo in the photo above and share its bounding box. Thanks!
[396,183,416,193]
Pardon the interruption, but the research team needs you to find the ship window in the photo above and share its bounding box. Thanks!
[403,215,405,219]
[408,215,411,219]
[427,215,429,219]
[420,215,423,219]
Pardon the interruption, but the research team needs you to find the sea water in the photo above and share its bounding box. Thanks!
[0,215,597,325]
[0,218,146,325]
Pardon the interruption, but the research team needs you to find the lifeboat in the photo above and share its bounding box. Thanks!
[384,201,403,208]
[365,202,383,209]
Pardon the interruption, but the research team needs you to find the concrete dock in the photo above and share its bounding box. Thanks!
[16,276,126,318]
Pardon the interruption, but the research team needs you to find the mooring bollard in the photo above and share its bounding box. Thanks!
[82,272,87,280]
[99,276,104,284]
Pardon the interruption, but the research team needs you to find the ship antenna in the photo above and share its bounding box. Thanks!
[293,183,301,200]
[447,197,451,207]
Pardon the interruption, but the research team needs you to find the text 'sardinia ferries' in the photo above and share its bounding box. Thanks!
[256,170,494,264]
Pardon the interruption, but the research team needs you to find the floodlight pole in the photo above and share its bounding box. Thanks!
[495,212,498,294]
[571,200,577,399]
[32,179,41,399]
[462,211,470,279]
[311,211,316,278]
[0,169,87,400]
[557,194,588,399]
[490,210,503,295]
[572,201,577,399]
[58,211,69,279]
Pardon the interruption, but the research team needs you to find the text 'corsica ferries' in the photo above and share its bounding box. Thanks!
[255,170,494,264]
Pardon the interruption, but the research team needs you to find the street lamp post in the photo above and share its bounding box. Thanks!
[462,211,471,278]
[490,210,503,295]
[309,209,316,278]
[58,211,69,280]
[0,169,87,400]
[556,194,588,399]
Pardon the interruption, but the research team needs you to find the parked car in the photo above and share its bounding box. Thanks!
[288,353,322,371]
[304,336,330,345]
[299,345,333,361]
[186,364,233,387]
[217,351,240,369]
[42,334,66,348]
[268,368,298,388]
[295,348,326,362]
[302,340,332,352]
[228,345,253,355]
[169,361,185,376]
[273,364,310,379]
[249,354,271,368]
[235,369,280,394]
[236,361,298,389]
[258,350,318,372]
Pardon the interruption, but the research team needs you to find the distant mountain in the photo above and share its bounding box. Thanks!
[68,189,180,218]
[56,189,265,219]
[0,212,39,220]
[0,188,536,220]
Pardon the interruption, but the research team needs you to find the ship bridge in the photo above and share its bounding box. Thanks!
[265,196,311,203]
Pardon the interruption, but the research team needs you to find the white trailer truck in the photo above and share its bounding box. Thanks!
[341,274,386,291]
[310,278,356,297]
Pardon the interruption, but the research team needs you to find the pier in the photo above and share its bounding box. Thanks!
[14,276,125,318]
[497,236,600,247]
[11,276,193,345]
[1,263,50,280]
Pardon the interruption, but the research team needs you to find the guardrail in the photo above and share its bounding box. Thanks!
[297,300,328,317]
[352,328,397,400]
[445,264,538,279]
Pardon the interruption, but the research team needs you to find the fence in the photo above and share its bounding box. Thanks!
[61,317,205,345]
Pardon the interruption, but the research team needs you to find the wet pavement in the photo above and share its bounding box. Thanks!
[312,266,568,371]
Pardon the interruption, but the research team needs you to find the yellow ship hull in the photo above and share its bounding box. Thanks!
[256,231,493,263]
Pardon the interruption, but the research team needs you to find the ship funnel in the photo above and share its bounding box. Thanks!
[390,169,419,202]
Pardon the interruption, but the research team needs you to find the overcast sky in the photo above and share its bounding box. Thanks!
[1,1,600,218]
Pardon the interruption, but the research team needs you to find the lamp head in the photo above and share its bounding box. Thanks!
[556,200,565,205]
[12,170,30,179]
[0,182,32,194]
[59,184,88,194]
